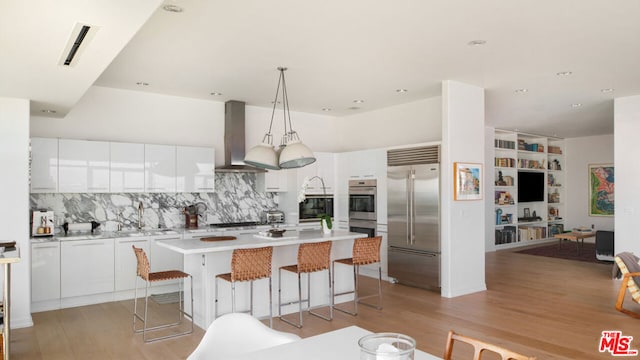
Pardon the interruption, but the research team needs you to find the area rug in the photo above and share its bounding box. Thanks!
[515,242,612,264]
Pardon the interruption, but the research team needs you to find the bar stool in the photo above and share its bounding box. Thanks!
[332,236,383,315]
[132,245,194,342]
[278,241,333,328]
[214,246,274,327]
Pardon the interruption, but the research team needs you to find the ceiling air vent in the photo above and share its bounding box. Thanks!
[387,145,440,166]
[58,23,97,67]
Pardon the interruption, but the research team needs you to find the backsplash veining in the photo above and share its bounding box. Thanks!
[30,173,277,231]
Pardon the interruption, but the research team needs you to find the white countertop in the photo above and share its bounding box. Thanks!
[225,326,440,360]
[156,229,364,254]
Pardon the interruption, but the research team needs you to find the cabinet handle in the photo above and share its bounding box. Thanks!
[71,242,105,246]
[88,187,108,190]
[266,187,280,190]
[123,187,144,191]
[118,239,148,243]
[32,187,55,190]
[34,245,59,249]
[155,237,181,241]
[197,187,214,190]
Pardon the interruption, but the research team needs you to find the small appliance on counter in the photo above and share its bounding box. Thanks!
[184,203,207,229]
[31,209,55,237]
[264,209,285,225]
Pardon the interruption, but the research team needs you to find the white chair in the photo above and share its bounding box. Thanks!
[187,313,301,360]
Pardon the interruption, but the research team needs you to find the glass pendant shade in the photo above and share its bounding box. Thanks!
[244,141,279,170]
[279,138,316,169]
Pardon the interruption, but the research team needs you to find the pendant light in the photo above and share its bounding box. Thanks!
[244,67,316,170]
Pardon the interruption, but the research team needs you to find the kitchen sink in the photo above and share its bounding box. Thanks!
[153,230,179,235]
[127,232,149,237]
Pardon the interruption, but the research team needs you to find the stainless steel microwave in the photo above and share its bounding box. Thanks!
[299,195,334,222]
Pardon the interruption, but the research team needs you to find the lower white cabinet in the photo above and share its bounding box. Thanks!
[32,242,60,303]
[149,234,183,285]
[61,239,115,298]
[114,237,150,292]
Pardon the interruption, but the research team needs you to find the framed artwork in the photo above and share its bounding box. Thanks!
[588,164,614,216]
[454,162,483,201]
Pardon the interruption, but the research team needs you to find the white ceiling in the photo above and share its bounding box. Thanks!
[4,0,640,138]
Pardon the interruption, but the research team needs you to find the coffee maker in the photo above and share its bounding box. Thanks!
[31,209,55,237]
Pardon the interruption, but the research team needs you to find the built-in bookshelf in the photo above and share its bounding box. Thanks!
[492,130,564,249]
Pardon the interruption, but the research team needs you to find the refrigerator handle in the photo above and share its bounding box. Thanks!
[406,172,411,245]
[410,169,416,245]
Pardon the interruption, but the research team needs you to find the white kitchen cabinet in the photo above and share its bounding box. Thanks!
[297,152,335,195]
[31,241,60,303]
[145,144,176,192]
[114,237,150,292]
[334,153,350,222]
[348,149,384,180]
[176,146,215,192]
[260,169,290,192]
[61,238,115,298]
[58,139,110,193]
[315,152,335,194]
[110,142,145,193]
[30,137,59,193]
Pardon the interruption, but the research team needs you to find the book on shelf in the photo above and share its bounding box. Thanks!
[495,157,515,167]
[494,139,516,149]
[495,226,517,244]
[548,146,562,154]
[549,223,564,236]
[494,191,514,205]
[518,226,547,241]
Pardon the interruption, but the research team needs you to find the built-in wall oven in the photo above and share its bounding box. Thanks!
[299,195,334,222]
[349,179,377,221]
[349,179,377,236]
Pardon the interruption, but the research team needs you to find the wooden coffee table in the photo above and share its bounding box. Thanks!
[554,231,596,254]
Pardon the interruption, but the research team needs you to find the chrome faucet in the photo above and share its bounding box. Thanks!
[137,202,144,230]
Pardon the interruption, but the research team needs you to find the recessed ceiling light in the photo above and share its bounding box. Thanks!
[571,103,582,108]
[396,89,408,93]
[353,99,364,104]
[136,82,149,86]
[556,71,572,76]
[348,107,360,110]
[41,109,57,114]
[210,92,223,96]
[321,108,332,112]
[467,40,487,46]
[514,88,528,93]
[600,88,614,93]
[162,4,184,12]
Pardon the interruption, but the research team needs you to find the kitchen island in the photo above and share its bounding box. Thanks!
[157,229,366,328]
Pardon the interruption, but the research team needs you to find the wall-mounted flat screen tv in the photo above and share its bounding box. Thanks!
[518,171,544,202]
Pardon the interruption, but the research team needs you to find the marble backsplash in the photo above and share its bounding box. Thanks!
[30,173,278,231]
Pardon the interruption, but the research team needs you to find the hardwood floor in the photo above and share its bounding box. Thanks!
[12,249,637,359]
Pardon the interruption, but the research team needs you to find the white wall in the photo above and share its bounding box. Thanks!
[334,97,442,152]
[441,81,486,298]
[0,97,33,328]
[564,135,615,232]
[614,95,640,254]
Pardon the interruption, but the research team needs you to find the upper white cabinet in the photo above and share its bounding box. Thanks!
[30,137,58,193]
[58,139,110,193]
[145,144,176,193]
[347,149,385,180]
[176,146,215,192]
[110,142,145,193]
[297,152,335,195]
[260,169,290,192]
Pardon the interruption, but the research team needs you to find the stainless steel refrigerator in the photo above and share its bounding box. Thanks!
[387,163,440,290]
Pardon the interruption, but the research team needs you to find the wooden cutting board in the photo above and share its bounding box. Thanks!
[200,236,236,242]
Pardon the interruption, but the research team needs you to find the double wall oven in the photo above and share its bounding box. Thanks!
[348,179,377,237]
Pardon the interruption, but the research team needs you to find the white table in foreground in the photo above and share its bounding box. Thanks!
[226,326,441,360]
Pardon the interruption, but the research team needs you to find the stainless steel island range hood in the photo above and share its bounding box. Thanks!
[216,100,266,173]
